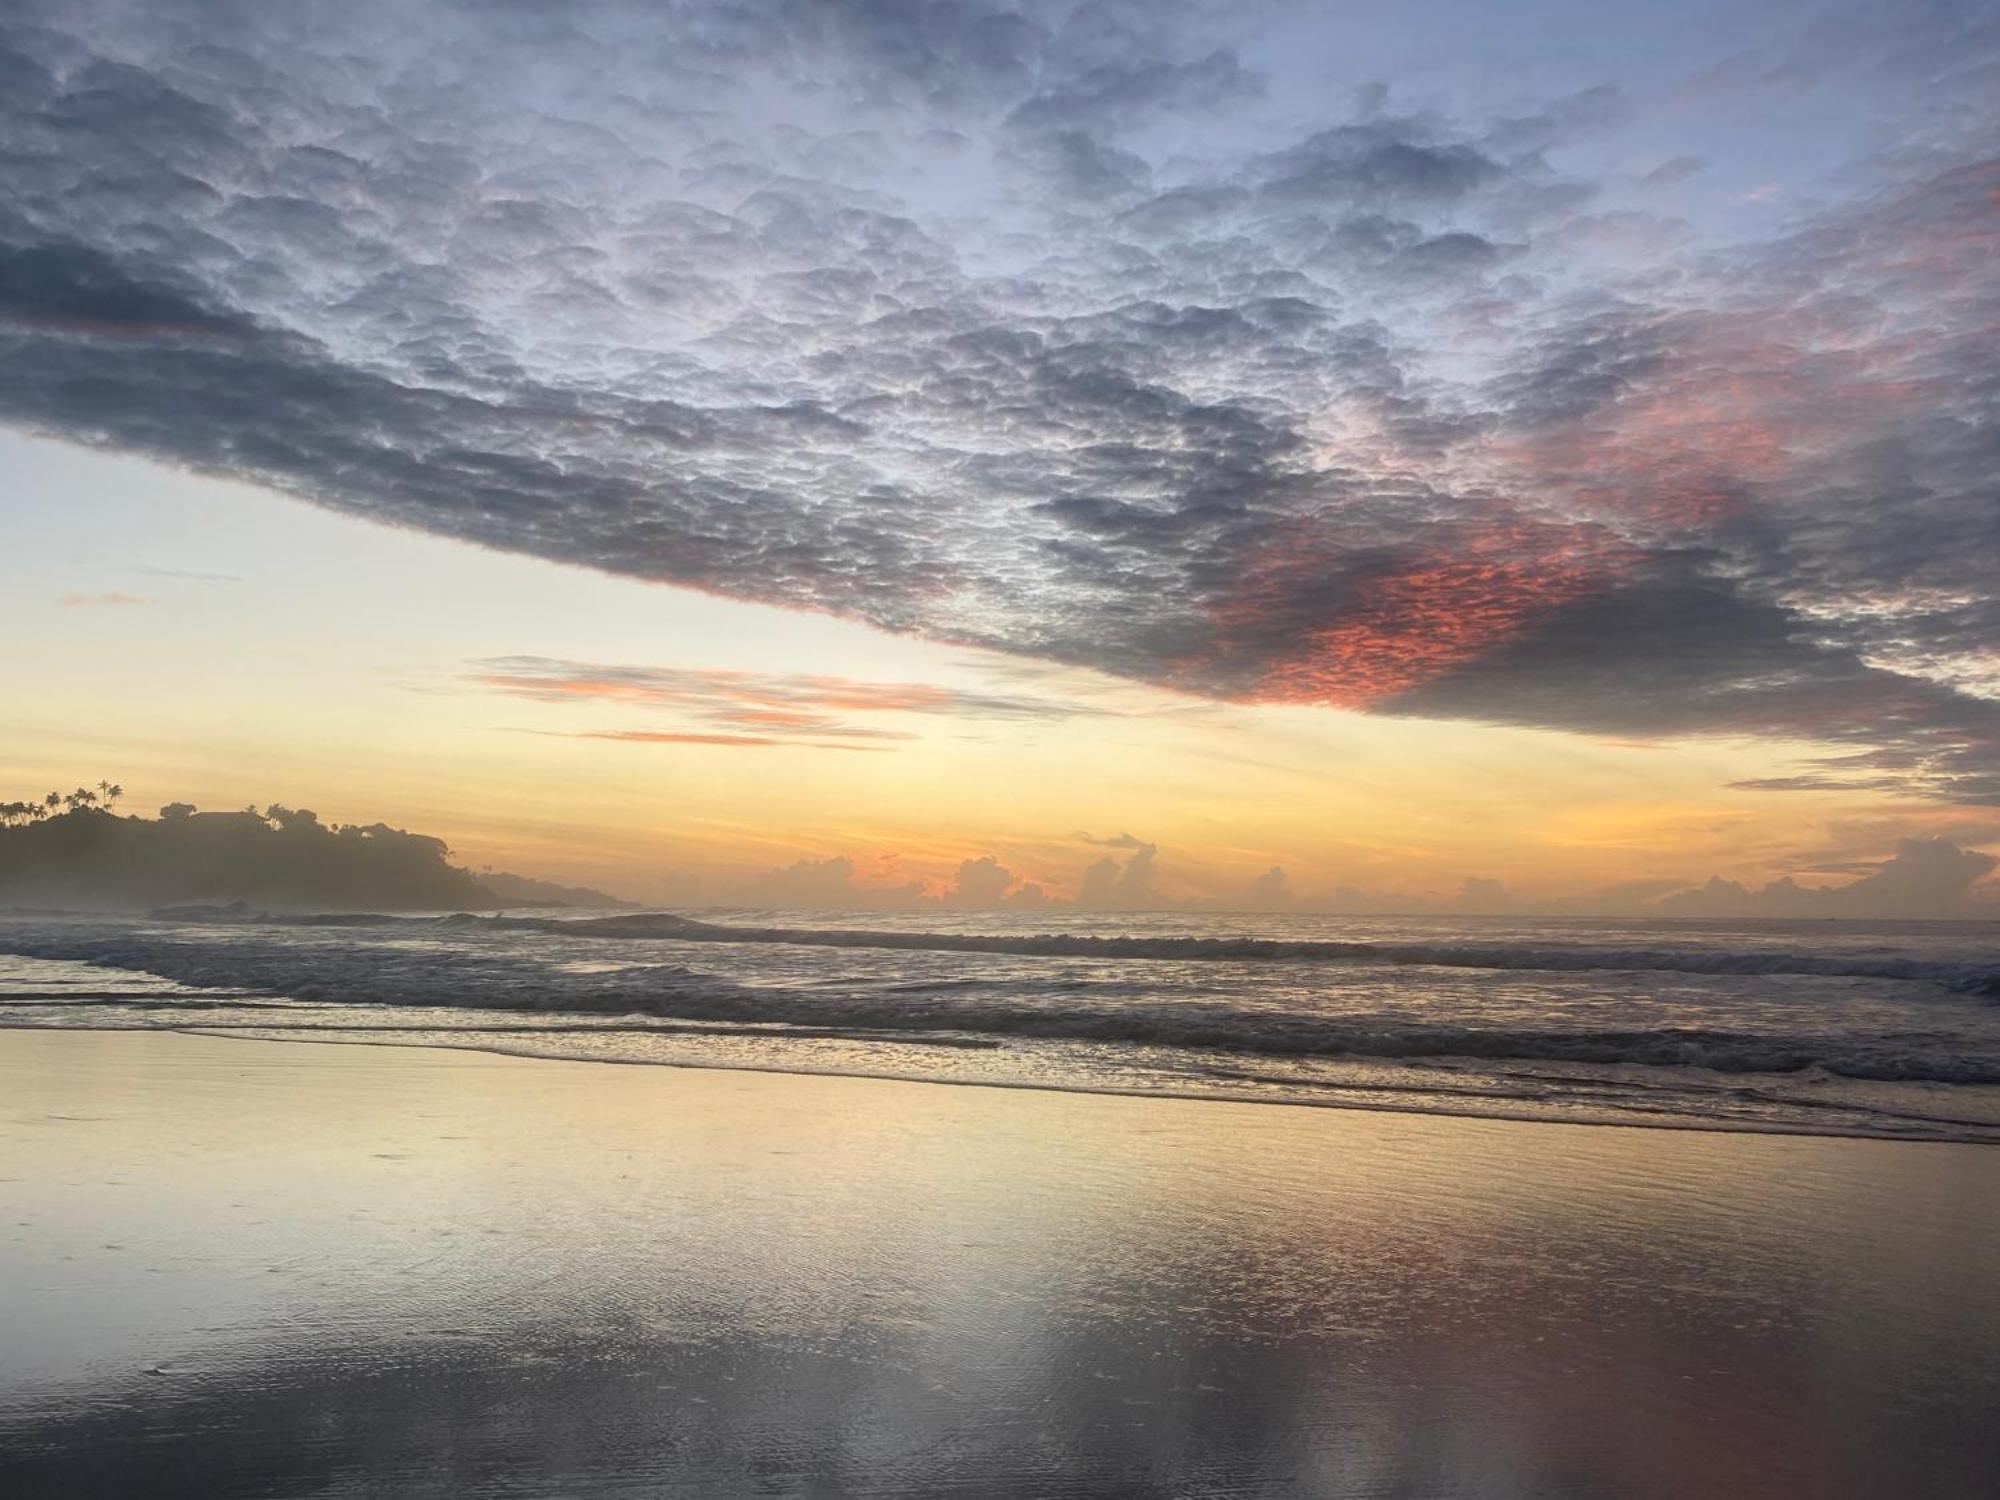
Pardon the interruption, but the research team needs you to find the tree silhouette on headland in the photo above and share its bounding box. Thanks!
[0,782,498,911]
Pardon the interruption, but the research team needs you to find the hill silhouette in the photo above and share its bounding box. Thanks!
[0,788,622,912]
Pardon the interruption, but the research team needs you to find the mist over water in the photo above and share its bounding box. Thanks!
[4,908,1999,1142]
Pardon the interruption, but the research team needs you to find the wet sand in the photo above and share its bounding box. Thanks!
[3,1030,1998,1498]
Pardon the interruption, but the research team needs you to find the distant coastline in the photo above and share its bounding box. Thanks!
[0,789,627,913]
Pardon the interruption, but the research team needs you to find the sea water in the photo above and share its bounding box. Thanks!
[4,907,1998,1142]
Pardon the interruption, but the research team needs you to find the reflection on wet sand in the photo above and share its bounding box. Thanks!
[3,1032,1997,1498]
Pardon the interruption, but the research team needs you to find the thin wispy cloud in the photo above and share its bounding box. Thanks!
[2,1,1995,799]
[57,591,153,608]
[571,730,892,752]
[139,566,243,584]
[474,655,1100,745]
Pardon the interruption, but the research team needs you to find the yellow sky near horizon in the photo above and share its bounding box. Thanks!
[5,431,1995,908]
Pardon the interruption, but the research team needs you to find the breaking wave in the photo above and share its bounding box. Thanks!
[264,910,2000,992]
[5,922,1998,1088]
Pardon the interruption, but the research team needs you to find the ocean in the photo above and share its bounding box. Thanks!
[4,908,1998,1143]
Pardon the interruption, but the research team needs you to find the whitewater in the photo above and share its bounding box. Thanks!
[4,908,1999,1142]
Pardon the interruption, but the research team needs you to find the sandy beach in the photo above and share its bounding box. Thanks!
[3,1030,1998,1498]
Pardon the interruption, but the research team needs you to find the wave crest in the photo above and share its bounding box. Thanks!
[5,923,1998,1088]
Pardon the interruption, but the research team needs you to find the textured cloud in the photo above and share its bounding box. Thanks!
[3,1,1997,798]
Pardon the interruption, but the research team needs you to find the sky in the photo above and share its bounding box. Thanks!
[1,0,1997,914]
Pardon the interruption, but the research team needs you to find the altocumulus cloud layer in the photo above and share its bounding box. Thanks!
[3,0,1998,796]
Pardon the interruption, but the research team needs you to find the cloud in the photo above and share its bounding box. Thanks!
[474,656,1100,744]
[945,854,1017,906]
[2,2,1996,801]
[1388,565,2000,804]
[615,828,1999,916]
[1247,865,1290,908]
[58,591,153,607]
[1653,838,1998,919]
[1076,841,1159,909]
[139,566,242,584]
[692,828,2000,924]
[0,243,247,341]
[746,853,923,909]
[1642,155,1705,185]
[566,730,889,751]
[1456,876,1512,915]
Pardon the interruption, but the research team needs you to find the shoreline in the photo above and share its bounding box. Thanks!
[16,1018,1998,1147]
[8,914,1999,1151]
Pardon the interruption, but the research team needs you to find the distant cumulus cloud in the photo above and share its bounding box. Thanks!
[705,833,1997,915]
[1655,838,1998,919]
[747,853,923,909]
[3,1,1998,798]
[945,854,1020,907]
[1247,865,1291,907]
[1077,840,1159,908]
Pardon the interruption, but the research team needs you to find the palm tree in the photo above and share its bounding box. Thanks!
[97,780,123,810]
